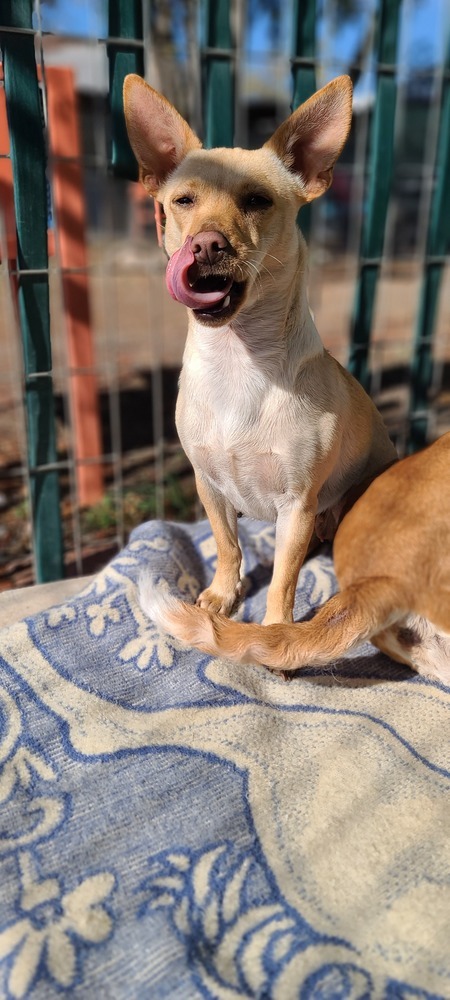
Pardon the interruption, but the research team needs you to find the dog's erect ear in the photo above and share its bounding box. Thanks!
[265,76,353,202]
[123,75,202,196]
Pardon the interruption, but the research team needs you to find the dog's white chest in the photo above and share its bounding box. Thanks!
[195,438,288,520]
[177,340,317,521]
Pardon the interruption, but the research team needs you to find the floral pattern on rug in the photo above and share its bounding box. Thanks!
[0,518,449,998]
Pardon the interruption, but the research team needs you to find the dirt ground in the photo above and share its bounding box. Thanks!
[1,233,449,591]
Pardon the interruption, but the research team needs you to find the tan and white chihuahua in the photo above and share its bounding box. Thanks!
[124,74,396,632]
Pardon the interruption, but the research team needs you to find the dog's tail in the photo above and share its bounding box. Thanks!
[140,575,407,672]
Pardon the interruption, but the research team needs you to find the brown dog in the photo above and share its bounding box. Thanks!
[142,433,450,683]
[124,74,396,629]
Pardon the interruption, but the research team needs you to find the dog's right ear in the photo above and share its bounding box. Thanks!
[265,76,353,202]
[123,75,202,197]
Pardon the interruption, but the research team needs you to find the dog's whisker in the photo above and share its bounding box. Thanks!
[241,259,258,275]
[236,261,264,294]
[240,263,265,299]
[256,264,277,282]
[248,248,284,269]
[241,259,273,289]
[240,255,278,287]
[247,258,273,276]
[253,250,284,268]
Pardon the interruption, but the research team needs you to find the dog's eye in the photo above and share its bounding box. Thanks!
[173,195,194,206]
[244,193,273,211]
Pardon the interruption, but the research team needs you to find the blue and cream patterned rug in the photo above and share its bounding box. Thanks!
[0,517,449,999]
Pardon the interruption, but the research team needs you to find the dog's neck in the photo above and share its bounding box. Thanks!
[185,231,323,375]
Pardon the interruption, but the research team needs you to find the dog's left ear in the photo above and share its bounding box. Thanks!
[265,76,353,202]
[123,75,202,196]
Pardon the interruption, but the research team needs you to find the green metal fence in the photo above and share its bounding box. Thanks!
[1,0,63,581]
[0,0,449,585]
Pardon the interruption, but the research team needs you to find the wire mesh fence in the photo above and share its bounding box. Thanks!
[0,0,449,590]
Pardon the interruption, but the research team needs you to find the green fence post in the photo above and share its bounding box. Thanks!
[408,40,450,451]
[202,0,234,148]
[348,0,402,390]
[1,0,63,582]
[291,0,316,240]
[108,0,144,179]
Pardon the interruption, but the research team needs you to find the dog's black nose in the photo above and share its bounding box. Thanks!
[192,230,231,266]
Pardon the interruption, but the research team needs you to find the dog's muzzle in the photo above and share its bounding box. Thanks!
[165,233,246,322]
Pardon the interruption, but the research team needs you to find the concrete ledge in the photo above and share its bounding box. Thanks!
[0,576,95,628]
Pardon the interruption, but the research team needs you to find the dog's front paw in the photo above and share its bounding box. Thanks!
[197,581,243,616]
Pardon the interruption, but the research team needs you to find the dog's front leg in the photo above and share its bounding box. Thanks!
[263,499,316,625]
[195,473,242,615]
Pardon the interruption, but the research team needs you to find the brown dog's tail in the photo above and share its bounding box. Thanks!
[140,575,407,672]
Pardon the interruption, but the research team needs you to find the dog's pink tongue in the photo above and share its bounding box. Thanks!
[165,236,232,309]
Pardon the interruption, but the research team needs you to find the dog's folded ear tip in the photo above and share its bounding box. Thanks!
[337,73,353,86]
[123,74,145,104]
[342,75,353,97]
[123,74,162,102]
[123,73,141,90]
[327,74,353,99]
[319,75,353,106]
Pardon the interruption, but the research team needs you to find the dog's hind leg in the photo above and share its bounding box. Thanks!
[374,614,450,684]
